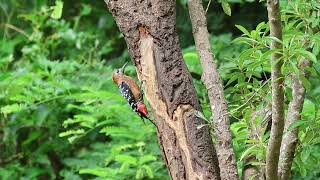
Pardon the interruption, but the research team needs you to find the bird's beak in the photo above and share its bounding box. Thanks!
[120,62,128,73]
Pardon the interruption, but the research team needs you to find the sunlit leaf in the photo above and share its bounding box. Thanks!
[221,0,231,16]
[235,25,250,36]
[51,0,64,19]
[295,49,317,63]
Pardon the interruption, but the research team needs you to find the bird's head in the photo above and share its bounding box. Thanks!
[112,62,128,84]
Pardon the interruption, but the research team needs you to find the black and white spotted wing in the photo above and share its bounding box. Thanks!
[119,82,138,112]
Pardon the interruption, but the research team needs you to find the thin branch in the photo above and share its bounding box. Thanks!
[0,153,23,165]
[205,0,212,14]
[227,79,270,116]
[265,1,285,180]
[188,0,238,179]
[3,23,31,39]
[278,59,311,180]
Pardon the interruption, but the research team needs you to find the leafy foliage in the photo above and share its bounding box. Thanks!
[0,1,164,179]
[228,0,320,178]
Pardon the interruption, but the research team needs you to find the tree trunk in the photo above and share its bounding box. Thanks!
[265,0,284,180]
[187,0,238,179]
[104,1,220,179]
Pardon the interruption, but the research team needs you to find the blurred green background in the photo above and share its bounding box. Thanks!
[1,0,319,179]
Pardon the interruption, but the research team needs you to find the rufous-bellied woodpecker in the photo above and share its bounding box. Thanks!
[112,62,150,122]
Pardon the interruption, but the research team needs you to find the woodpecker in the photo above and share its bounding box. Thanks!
[112,62,150,121]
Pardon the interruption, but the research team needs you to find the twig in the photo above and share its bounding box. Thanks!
[0,153,23,165]
[205,0,212,14]
[3,23,31,39]
[227,79,271,117]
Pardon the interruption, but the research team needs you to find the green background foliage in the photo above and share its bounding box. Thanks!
[0,0,319,179]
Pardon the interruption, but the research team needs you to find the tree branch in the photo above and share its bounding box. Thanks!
[265,1,285,180]
[188,0,238,179]
[278,59,311,180]
[0,153,23,165]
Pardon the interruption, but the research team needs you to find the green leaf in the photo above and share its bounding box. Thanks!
[240,145,258,161]
[239,48,256,66]
[301,146,311,162]
[80,4,92,16]
[115,155,137,166]
[194,110,209,122]
[302,99,316,118]
[288,120,307,131]
[135,168,143,179]
[139,155,157,165]
[22,131,42,146]
[221,0,231,16]
[235,25,250,36]
[295,49,317,63]
[289,61,300,76]
[265,36,283,45]
[79,167,116,178]
[142,165,154,179]
[51,0,64,19]
[299,75,311,92]
[225,74,238,87]
[59,129,85,137]
[256,22,266,33]
[248,161,265,166]
[1,103,27,115]
[299,162,307,177]
[119,162,129,173]
[183,52,202,74]
[313,62,320,76]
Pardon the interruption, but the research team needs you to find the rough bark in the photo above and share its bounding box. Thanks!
[104,1,220,179]
[266,1,284,180]
[243,166,262,180]
[187,0,238,179]
[278,59,311,180]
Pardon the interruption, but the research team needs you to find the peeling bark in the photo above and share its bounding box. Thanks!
[187,0,238,179]
[265,1,284,180]
[104,1,220,179]
[278,59,311,180]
